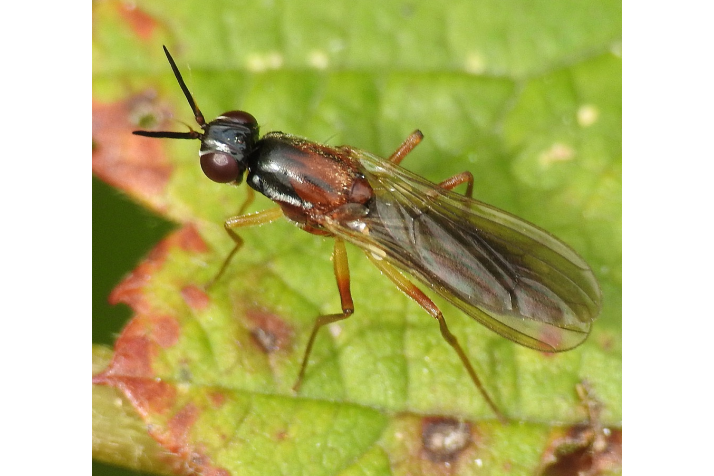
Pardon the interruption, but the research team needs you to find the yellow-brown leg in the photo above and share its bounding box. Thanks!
[438,171,474,198]
[205,207,284,289]
[293,238,354,392]
[388,130,424,165]
[366,253,507,422]
[388,131,474,198]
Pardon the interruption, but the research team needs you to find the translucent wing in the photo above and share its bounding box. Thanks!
[325,149,602,352]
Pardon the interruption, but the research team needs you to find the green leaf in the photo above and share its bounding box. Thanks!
[93,1,621,475]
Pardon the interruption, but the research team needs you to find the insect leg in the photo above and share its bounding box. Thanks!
[205,207,284,289]
[388,132,474,198]
[293,238,354,392]
[385,130,475,197]
[366,253,507,422]
[438,171,474,199]
[388,130,424,165]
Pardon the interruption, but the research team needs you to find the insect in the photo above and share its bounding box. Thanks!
[134,46,602,421]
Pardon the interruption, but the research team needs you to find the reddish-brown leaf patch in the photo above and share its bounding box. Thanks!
[150,407,232,476]
[203,469,231,476]
[93,223,234,475]
[181,285,211,311]
[116,2,160,40]
[151,315,181,348]
[110,226,207,312]
[93,311,180,414]
[99,317,156,378]
[538,382,622,475]
[150,404,231,476]
[245,307,294,354]
[208,391,227,408]
[538,425,622,476]
[92,94,173,211]
[166,403,201,450]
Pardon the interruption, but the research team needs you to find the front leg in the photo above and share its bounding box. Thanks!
[205,207,284,289]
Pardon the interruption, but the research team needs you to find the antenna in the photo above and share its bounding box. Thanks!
[133,46,205,140]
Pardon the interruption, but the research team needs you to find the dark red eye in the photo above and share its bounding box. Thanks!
[200,152,243,183]
[218,110,257,127]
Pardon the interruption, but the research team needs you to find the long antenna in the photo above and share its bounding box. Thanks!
[132,46,205,140]
[161,45,205,127]
[132,129,201,139]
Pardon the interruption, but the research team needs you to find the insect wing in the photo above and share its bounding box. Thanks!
[325,149,602,352]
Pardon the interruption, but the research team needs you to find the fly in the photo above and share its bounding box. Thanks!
[134,46,602,421]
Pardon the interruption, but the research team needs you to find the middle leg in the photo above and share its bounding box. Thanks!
[293,238,355,392]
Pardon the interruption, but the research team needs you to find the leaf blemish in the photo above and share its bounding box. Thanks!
[421,417,473,464]
[109,226,207,310]
[92,95,173,202]
[93,314,181,416]
[99,317,156,378]
[149,314,181,348]
[116,2,159,40]
[538,425,622,476]
[538,382,622,475]
[166,403,200,449]
[181,285,210,311]
[208,391,227,408]
[245,308,294,354]
[175,225,209,253]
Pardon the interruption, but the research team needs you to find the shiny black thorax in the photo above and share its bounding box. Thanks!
[245,131,374,233]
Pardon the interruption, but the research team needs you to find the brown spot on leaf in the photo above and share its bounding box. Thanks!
[92,94,173,211]
[167,404,201,450]
[539,426,622,476]
[182,285,210,311]
[93,371,177,417]
[538,382,622,476]
[204,468,231,476]
[97,317,156,378]
[183,451,231,476]
[110,226,208,312]
[251,328,279,353]
[122,377,178,416]
[117,2,159,39]
[150,315,181,348]
[175,226,209,253]
[93,313,179,416]
[208,391,227,408]
[93,313,232,475]
[246,307,294,353]
[151,441,230,476]
[421,417,472,463]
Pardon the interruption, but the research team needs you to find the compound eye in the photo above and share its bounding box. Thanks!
[200,152,243,183]
[219,110,257,127]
